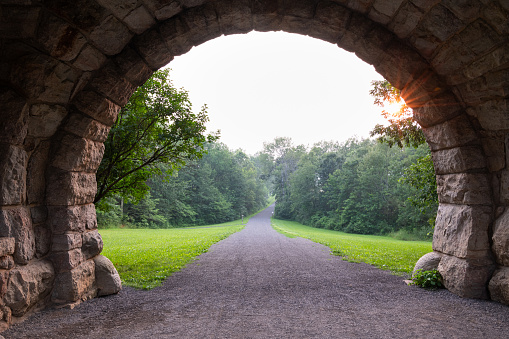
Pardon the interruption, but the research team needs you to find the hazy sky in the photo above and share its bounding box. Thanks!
[167,31,386,155]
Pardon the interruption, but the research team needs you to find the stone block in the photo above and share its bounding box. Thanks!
[466,98,509,131]
[433,204,492,259]
[415,4,463,42]
[4,259,55,317]
[49,204,97,235]
[28,104,67,139]
[114,47,153,87]
[217,0,251,35]
[412,252,442,278]
[159,16,194,56]
[52,233,83,252]
[46,170,97,206]
[34,224,51,258]
[0,144,26,206]
[0,6,40,39]
[124,6,156,34]
[181,4,221,46]
[142,0,182,21]
[73,44,107,71]
[72,90,121,127]
[437,173,492,206]
[63,112,111,143]
[0,269,8,299]
[500,170,509,204]
[0,207,35,265]
[52,260,96,303]
[438,254,495,299]
[51,134,105,173]
[89,15,133,55]
[96,0,139,19]
[488,267,509,306]
[82,230,104,260]
[89,63,137,106]
[0,238,15,257]
[423,114,478,151]
[0,256,14,270]
[0,88,28,145]
[412,91,462,128]
[388,1,423,39]
[492,209,509,266]
[27,141,50,205]
[30,206,48,225]
[36,12,87,62]
[94,255,122,296]
[134,28,175,69]
[51,248,83,273]
[369,0,405,25]
[431,146,486,174]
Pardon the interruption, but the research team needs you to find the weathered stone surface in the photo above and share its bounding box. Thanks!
[124,6,156,34]
[72,90,121,127]
[388,1,423,39]
[114,47,153,87]
[30,206,48,225]
[96,0,139,19]
[27,141,50,205]
[489,267,509,306]
[34,225,51,258]
[438,254,495,299]
[0,144,26,206]
[4,259,54,317]
[216,0,251,35]
[412,252,442,278]
[52,260,96,303]
[52,233,83,252]
[431,146,486,174]
[433,204,492,259]
[142,0,182,21]
[73,45,107,71]
[423,114,478,151]
[89,64,137,106]
[0,88,28,145]
[368,0,405,25]
[0,270,8,300]
[36,12,87,61]
[28,104,67,138]
[436,173,492,205]
[499,170,509,205]
[51,134,105,173]
[159,16,194,56]
[89,15,133,55]
[480,132,505,172]
[134,28,175,69]
[466,99,509,131]
[51,248,83,273]
[49,204,97,235]
[0,238,15,257]
[493,209,509,267]
[412,91,462,128]
[0,5,40,39]
[0,208,35,265]
[0,256,14,270]
[82,230,103,260]
[46,170,97,206]
[94,255,121,296]
[63,112,111,143]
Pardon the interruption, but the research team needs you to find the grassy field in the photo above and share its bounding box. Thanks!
[100,223,244,289]
[272,218,432,276]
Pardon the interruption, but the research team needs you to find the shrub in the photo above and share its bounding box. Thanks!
[411,269,443,289]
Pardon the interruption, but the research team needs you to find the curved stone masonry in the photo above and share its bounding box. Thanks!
[0,0,508,331]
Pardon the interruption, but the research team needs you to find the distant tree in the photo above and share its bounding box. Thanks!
[95,69,219,206]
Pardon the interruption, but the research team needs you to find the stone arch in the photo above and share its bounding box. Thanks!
[0,0,508,329]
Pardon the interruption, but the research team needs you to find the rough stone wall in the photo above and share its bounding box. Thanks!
[0,0,508,330]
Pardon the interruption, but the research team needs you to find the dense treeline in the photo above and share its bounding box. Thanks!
[255,137,437,239]
[97,143,269,228]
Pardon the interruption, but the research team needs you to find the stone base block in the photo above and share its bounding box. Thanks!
[94,255,121,296]
[412,252,442,278]
[438,254,495,299]
[51,260,96,304]
[488,267,509,305]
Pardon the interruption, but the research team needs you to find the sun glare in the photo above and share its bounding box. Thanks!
[382,98,409,121]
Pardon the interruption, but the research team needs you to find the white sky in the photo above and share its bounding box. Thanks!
[167,31,386,155]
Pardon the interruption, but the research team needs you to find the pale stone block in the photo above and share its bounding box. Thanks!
[52,260,96,303]
[82,230,103,260]
[94,255,122,296]
[437,173,492,205]
[46,170,97,206]
[51,134,105,173]
[49,204,97,235]
[493,209,509,266]
[489,267,509,306]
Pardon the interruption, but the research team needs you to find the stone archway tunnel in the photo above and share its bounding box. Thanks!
[0,0,508,330]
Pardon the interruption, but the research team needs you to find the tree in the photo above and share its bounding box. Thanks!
[95,69,219,205]
[369,80,425,148]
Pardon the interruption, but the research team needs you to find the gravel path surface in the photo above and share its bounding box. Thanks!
[4,205,509,338]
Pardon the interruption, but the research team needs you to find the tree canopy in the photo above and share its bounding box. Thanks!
[95,69,218,206]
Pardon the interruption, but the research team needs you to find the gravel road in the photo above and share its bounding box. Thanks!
[4,205,509,338]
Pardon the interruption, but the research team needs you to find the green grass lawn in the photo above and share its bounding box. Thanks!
[100,223,244,289]
[272,218,432,276]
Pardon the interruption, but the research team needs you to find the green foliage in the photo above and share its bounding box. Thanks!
[100,223,244,289]
[369,80,425,148]
[411,269,444,289]
[95,69,219,204]
[272,218,432,275]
